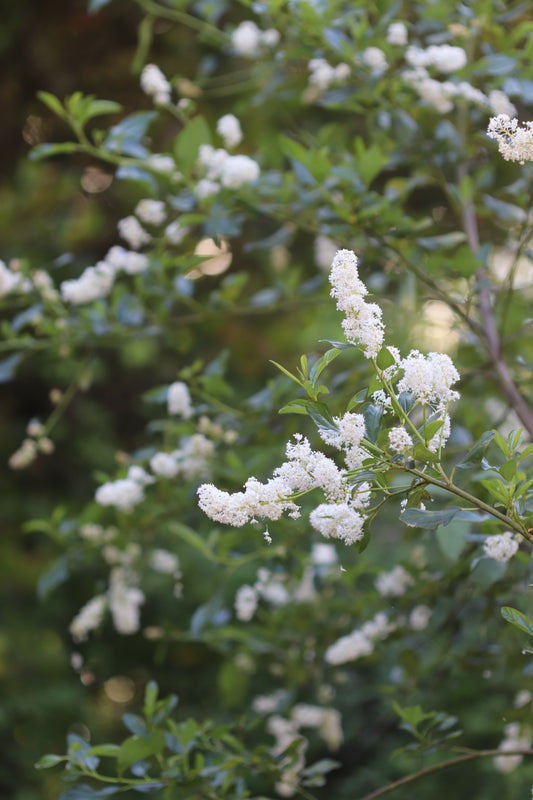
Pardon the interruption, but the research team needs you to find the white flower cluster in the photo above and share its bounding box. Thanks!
[386,22,408,46]
[216,114,242,149]
[406,44,467,73]
[494,723,531,773]
[309,502,365,546]
[362,47,388,74]
[0,259,32,298]
[483,531,519,563]
[117,216,151,250]
[69,595,107,642]
[325,611,395,665]
[308,58,350,91]
[95,466,153,513]
[135,198,167,226]
[388,426,413,452]
[140,63,171,105]
[231,20,280,57]
[397,351,460,410]
[487,114,533,164]
[199,434,369,544]
[197,144,260,193]
[108,567,145,634]
[167,380,193,418]
[404,68,516,116]
[329,249,384,358]
[61,245,149,305]
[319,411,367,469]
[375,565,414,597]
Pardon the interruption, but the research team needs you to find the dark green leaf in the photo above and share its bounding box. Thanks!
[363,404,383,442]
[0,353,24,383]
[456,430,495,469]
[401,507,460,530]
[501,606,533,637]
[118,730,166,773]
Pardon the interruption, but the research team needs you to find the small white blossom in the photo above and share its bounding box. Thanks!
[487,114,533,164]
[105,246,149,275]
[0,260,31,297]
[167,381,193,418]
[195,178,220,198]
[165,220,189,245]
[9,438,38,469]
[150,451,179,477]
[362,47,388,74]
[388,427,413,452]
[216,114,242,148]
[69,595,107,642]
[150,548,179,574]
[147,153,175,173]
[95,478,145,513]
[483,531,519,563]
[309,502,365,546]
[109,568,145,635]
[494,723,531,773]
[61,261,115,304]
[127,465,156,485]
[117,216,151,250]
[409,604,432,630]
[140,63,171,105]
[235,584,258,621]
[135,199,167,226]
[375,565,414,597]
[231,20,262,56]
[325,630,373,665]
[386,22,408,46]
[314,235,339,270]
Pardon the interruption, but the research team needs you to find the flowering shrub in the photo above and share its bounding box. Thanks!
[5,0,533,798]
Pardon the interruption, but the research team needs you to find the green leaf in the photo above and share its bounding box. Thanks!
[118,730,166,774]
[30,142,80,161]
[144,681,159,719]
[319,339,355,350]
[499,459,517,482]
[436,520,468,561]
[37,91,68,120]
[309,348,341,382]
[37,556,69,599]
[0,353,24,383]
[175,116,212,171]
[413,442,439,463]
[423,419,444,440]
[417,232,466,251]
[308,405,338,436]
[501,606,533,637]
[270,360,303,388]
[363,404,383,442]
[35,753,66,769]
[401,506,460,530]
[482,195,527,223]
[376,346,396,369]
[58,784,119,799]
[279,400,312,415]
[456,430,495,469]
[398,391,415,414]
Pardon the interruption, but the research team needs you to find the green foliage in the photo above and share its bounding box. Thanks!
[4,0,533,799]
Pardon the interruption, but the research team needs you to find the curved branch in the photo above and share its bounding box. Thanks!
[359,748,533,800]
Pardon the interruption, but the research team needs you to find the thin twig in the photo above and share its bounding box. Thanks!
[359,748,533,800]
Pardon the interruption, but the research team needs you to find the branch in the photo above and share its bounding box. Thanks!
[359,748,533,800]
[456,162,533,438]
